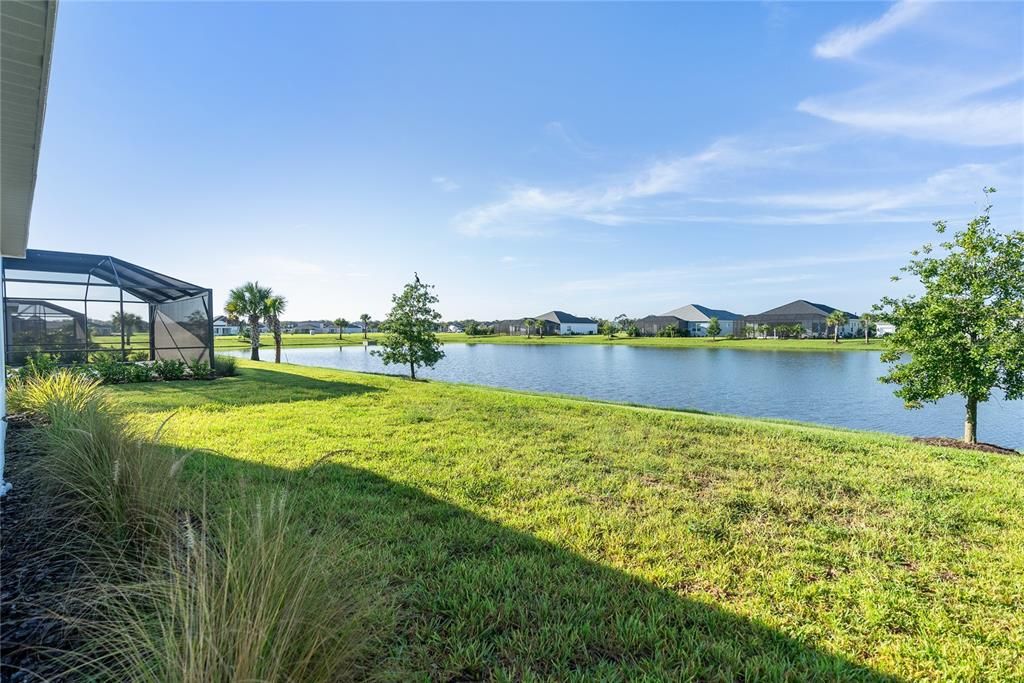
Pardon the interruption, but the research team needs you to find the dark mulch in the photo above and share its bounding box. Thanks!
[1,425,83,682]
[912,436,1019,456]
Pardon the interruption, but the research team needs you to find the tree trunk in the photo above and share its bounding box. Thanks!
[410,362,416,380]
[250,315,260,361]
[274,321,282,364]
[964,397,978,444]
[834,326,839,343]
[865,326,869,344]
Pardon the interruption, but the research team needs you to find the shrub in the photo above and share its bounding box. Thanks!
[7,368,102,416]
[153,359,187,381]
[15,352,61,382]
[187,359,214,380]
[91,352,130,384]
[213,355,238,377]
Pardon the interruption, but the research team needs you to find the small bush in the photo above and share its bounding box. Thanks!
[91,353,130,384]
[15,352,61,382]
[213,355,238,377]
[153,359,187,381]
[186,359,213,380]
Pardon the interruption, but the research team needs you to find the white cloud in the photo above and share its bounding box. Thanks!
[432,176,461,192]
[798,96,1023,147]
[813,1,928,60]
[453,138,810,236]
[804,4,1023,146]
[560,250,909,294]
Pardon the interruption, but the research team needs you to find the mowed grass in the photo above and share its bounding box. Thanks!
[110,362,1024,681]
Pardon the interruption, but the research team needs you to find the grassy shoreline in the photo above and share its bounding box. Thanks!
[211,331,884,352]
[106,361,1024,680]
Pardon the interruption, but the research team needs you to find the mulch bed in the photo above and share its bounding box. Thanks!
[911,436,1019,455]
[1,424,83,682]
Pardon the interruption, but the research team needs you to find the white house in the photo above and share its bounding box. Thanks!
[661,304,742,337]
[1,0,57,496]
[212,315,241,336]
[535,310,598,335]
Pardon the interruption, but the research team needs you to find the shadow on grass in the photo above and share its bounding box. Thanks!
[110,365,382,413]
[189,448,901,682]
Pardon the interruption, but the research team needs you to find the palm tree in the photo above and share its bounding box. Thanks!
[826,310,848,343]
[265,295,287,363]
[333,318,344,340]
[360,313,371,340]
[111,312,144,341]
[860,313,874,344]
[758,324,769,339]
[227,282,272,361]
[524,318,535,338]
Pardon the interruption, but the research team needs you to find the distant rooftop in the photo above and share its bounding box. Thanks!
[661,304,741,321]
[535,310,597,324]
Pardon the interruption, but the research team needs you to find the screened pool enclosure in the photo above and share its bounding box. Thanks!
[2,249,213,366]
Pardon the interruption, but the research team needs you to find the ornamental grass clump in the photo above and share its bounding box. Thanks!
[81,494,380,683]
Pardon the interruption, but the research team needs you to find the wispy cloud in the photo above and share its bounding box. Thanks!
[813,1,927,60]
[803,3,1023,146]
[560,250,908,294]
[432,176,461,192]
[454,138,812,236]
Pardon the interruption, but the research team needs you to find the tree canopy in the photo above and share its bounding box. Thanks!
[875,190,1023,444]
[374,274,445,379]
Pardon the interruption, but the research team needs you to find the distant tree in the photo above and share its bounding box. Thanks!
[657,324,679,338]
[535,320,545,339]
[627,324,640,338]
[524,318,535,339]
[360,313,371,340]
[465,321,479,336]
[859,312,875,344]
[614,314,632,332]
[826,310,848,343]
[336,318,350,340]
[111,312,144,339]
[373,273,445,379]
[599,320,617,338]
[707,317,722,340]
[875,191,1023,444]
[790,323,805,339]
[758,324,770,339]
[227,282,272,361]
[265,294,287,363]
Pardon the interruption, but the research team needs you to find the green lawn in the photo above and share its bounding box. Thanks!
[110,362,1023,681]
[213,332,883,352]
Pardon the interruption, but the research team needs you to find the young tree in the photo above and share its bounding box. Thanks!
[826,310,848,343]
[707,317,721,340]
[859,313,875,344]
[876,191,1023,444]
[758,324,770,339]
[334,318,349,340]
[264,295,287,363]
[373,273,445,379]
[599,319,617,338]
[227,282,272,361]
[360,313,371,340]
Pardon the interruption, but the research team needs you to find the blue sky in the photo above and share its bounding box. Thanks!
[29,1,1023,321]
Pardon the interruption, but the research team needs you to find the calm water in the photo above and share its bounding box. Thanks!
[230,344,1023,449]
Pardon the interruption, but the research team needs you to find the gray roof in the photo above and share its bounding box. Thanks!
[637,315,684,324]
[535,310,598,324]
[661,304,741,322]
[752,300,857,318]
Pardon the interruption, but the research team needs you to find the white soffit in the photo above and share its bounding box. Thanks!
[1,0,56,258]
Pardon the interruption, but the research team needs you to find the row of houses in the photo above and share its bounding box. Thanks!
[212,317,373,337]
[479,300,884,339]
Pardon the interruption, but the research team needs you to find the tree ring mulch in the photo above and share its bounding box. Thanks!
[911,436,1019,455]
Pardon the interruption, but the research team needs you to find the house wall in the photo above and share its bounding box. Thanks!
[688,320,736,337]
[559,322,597,335]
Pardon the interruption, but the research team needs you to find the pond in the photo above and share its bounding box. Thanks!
[228,344,1023,449]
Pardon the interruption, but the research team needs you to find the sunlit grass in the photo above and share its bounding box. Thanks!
[107,361,1024,680]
